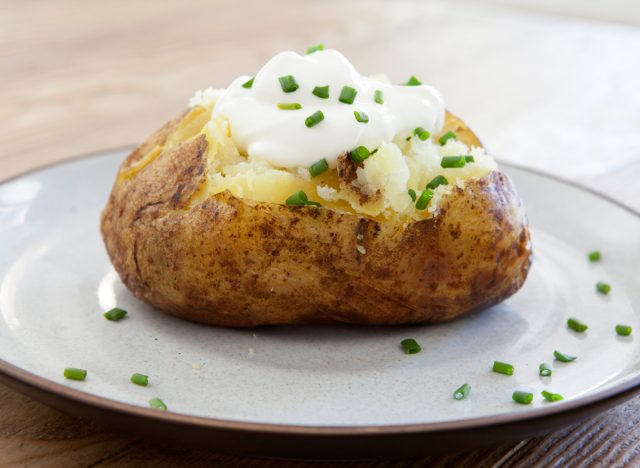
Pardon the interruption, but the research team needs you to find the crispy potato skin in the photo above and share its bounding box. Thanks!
[101,112,531,326]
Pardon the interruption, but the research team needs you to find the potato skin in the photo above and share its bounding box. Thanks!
[101,112,531,327]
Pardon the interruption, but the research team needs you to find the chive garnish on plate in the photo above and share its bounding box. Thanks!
[616,324,632,336]
[104,307,127,321]
[408,189,417,202]
[554,350,576,362]
[64,368,87,381]
[439,131,457,145]
[588,250,601,262]
[277,102,302,110]
[241,77,254,89]
[305,110,325,128]
[309,158,329,178]
[338,85,357,104]
[567,317,588,333]
[512,390,533,404]
[596,282,611,295]
[415,189,434,210]
[278,75,299,93]
[312,85,330,99]
[413,127,431,141]
[492,361,514,375]
[400,338,421,354]
[131,373,149,386]
[453,384,471,400]
[440,156,467,168]
[541,390,564,402]
[354,111,369,123]
[306,44,324,54]
[405,75,422,86]
[426,175,448,190]
[149,397,167,411]
[374,89,384,104]
[285,190,321,207]
[539,363,552,377]
[349,146,370,163]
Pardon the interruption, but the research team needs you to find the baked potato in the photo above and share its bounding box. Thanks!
[101,104,531,327]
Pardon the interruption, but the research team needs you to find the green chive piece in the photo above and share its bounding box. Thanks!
[426,175,449,190]
[374,89,384,104]
[439,131,457,145]
[405,75,422,86]
[104,307,127,321]
[554,350,576,362]
[349,146,370,163]
[286,190,308,206]
[305,110,324,128]
[306,43,325,54]
[616,324,632,336]
[465,155,475,163]
[354,111,369,123]
[312,85,330,99]
[492,361,514,375]
[512,390,534,405]
[412,127,431,141]
[241,77,254,89]
[131,373,149,386]
[400,338,421,354]
[339,86,357,104]
[453,383,471,400]
[309,158,329,178]
[440,156,467,168]
[149,397,167,411]
[567,317,588,333]
[539,363,552,377]
[588,250,601,262]
[408,189,417,202]
[278,75,299,93]
[64,368,87,381]
[415,188,434,210]
[541,390,564,402]
[277,102,302,110]
[596,281,611,295]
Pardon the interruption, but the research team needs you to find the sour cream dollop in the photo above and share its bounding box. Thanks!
[212,49,445,169]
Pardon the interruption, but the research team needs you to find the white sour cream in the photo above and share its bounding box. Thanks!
[212,49,445,169]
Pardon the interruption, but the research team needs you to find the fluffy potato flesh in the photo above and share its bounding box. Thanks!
[101,109,531,326]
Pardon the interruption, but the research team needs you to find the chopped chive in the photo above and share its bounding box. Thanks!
[588,250,601,262]
[305,110,324,128]
[349,145,370,163]
[554,350,576,362]
[405,75,422,86]
[374,89,384,104]
[370,148,379,155]
[312,85,330,99]
[400,338,421,354]
[541,390,564,402]
[277,102,302,110]
[596,281,611,295]
[539,363,552,377]
[309,158,329,178]
[354,111,369,123]
[616,324,632,336]
[241,77,254,89]
[285,190,320,207]
[453,383,471,400]
[492,361,514,375]
[408,189,417,202]
[440,156,467,168]
[306,43,324,54]
[278,75,299,93]
[512,390,534,404]
[426,175,448,190]
[415,188,434,210]
[64,368,87,381]
[338,85,357,104]
[104,307,127,321]
[413,127,431,141]
[465,156,475,163]
[439,131,457,145]
[567,317,588,333]
[149,397,167,411]
[131,373,149,386]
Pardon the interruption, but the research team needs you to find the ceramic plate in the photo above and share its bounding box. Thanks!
[0,149,639,459]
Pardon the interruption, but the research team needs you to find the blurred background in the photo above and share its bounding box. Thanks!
[1,0,639,210]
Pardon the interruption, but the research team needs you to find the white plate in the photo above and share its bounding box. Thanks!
[0,149,638,458]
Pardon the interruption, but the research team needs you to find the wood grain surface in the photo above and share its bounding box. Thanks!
[1,0,639,466]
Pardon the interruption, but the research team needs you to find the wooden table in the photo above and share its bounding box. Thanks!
[1,0,639,465]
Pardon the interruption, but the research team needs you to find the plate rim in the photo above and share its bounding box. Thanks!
[1,147,639,453]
